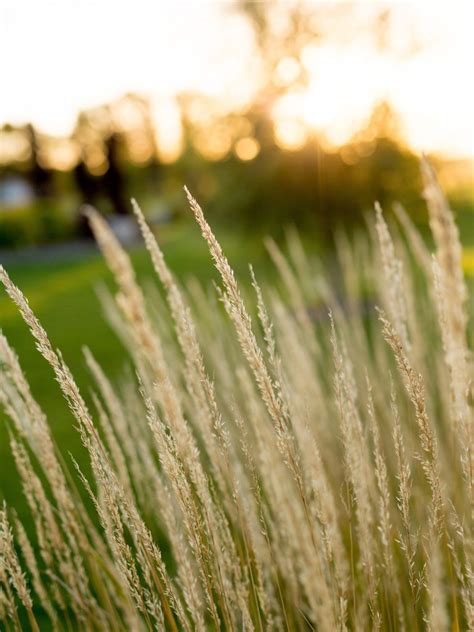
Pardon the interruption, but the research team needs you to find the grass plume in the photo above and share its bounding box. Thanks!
[0,161,472,630]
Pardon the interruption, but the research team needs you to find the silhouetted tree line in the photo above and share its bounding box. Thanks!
[174,100,423,241]
[0,3,432,248]
[1,95,424,248]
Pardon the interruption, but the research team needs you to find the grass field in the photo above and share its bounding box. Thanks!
[1,210,473,517]
[0,222,272,515]
[0,177,473,629]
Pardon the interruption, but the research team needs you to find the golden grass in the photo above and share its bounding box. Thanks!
[0,161,472,631]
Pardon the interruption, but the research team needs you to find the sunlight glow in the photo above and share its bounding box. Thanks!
[234,137,260,161]
[274,118,307,152]
[0,1,472,159]
[273,31,473,156]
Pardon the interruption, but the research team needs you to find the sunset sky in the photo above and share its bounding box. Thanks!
[1,0,473,159]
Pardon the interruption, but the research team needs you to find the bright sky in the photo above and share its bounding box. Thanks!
[1,0,473,158]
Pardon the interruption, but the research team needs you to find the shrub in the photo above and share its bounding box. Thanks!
[0,202,74,249]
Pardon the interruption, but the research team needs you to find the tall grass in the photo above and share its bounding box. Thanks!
[0,159,472,631]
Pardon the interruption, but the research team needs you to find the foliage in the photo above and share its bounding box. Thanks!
[0,202,74,249]
[1,96,432,247]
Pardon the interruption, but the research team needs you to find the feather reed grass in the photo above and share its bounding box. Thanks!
[0,161,472,631]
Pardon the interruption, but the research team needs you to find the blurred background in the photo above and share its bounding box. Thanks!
[1,0,473,249]
[0,1,473,488]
